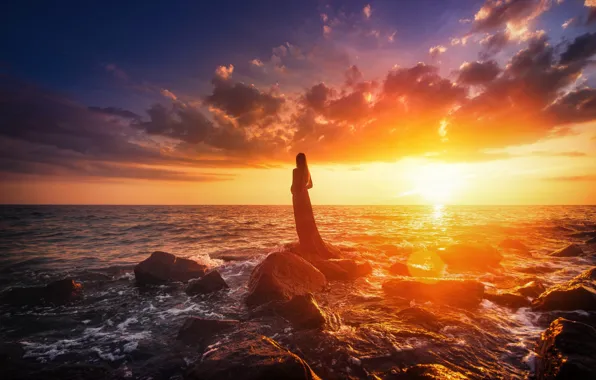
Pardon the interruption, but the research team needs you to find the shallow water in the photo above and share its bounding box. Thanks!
[1,205,595,379]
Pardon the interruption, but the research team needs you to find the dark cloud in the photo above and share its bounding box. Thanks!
[589,7,596,25]
[89,106,141,120]
[136,103,214,144]
[560,32,596,65]
[344,65,363,87]
[479,31,509,59]
[546,88,596,125]
[205,76,284,127]
[457,61,501,85]
[304,83,333,111]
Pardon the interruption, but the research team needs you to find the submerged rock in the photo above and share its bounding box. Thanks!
[499,238,530,253]
[186,270,229,295]
[535,318,596,380]
[1,278,82,306]
[532,267,596,311]
[185,335,321,380]
[313,259,372,281]
[437,244,502,271]
[245,251,327,307]
[550,244,584,257]
[389,262,410,276]
[134,251,208,285]
[484,292,531,309]
[382,279,484,307]
[177,317,239,346]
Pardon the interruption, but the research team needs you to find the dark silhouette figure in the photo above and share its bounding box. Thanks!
[291,153,339,259]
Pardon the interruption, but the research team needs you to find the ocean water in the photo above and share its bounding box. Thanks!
[1,205,595,379]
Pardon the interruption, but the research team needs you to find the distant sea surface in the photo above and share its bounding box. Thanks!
[1,205,595,379]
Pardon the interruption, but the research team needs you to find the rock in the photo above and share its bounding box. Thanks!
[515,280,546,299]
[389,262,410,276]
[484,292,531,309]
[532,267,596,311]
[380,244,413,257]
[499,238,530,253]
[587,237,596,245]
[313,259,372,281]
[535,318,596,380]
[532,285,596,311]
[550,244,584,257]
[518,266,558,275]
[275,293,329,330]
[186,270,229,295]
[177,317,239,346]
[397,307,442,330]
[1,278,82,306]
[391,363,468,379]
[285,241,342,261]
[569,230,596,238]
[134,251,208,285]
[185,335,321,380]
[437,244,502,271]
[245,251,327,307]
[382,279,484,307]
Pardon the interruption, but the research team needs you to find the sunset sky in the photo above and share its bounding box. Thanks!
[1,0,596,205]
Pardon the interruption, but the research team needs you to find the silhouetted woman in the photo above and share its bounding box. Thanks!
[291,153,339,259]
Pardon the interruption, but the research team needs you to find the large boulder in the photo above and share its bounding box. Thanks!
[535,318,596,380]
[1,278,82,306]
[245,252,327,307]
[389,262,410,276]
[185,335,321,380]
[532,267,596,311]
[177,317,239,346]
[499,238,530,254]
[382,279,484,307]
[550,244,584,257]
[186,270,229,295]
[134,251,208,285]
[313,259,372,281]
[532,285,596,311]
[437,244,502,271]
[274,293,329,330]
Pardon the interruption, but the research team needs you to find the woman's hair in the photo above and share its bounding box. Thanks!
[296,153,307,169]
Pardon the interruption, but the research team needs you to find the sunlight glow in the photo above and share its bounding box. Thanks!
[410,164,465,204]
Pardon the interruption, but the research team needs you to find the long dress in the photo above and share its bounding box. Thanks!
[291,168,339,259]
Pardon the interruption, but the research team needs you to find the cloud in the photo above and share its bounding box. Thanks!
[546,88,596,125]
[543,175,596,181]
[160,88,178,100]
[457,61,501,85]
[104,63,128,80]
[471,0,550,33]
[363,4,372,19]
[88,107,141,120]
[215,64,234,80]
[560,32,596,64]
[429,45,447,60]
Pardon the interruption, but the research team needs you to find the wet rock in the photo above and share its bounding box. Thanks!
[134,251,208,285]
[437,244,502,271]
[535,318,596,380]
[569,230,596,238]
[382,279,484,307]
[313,259,372,281]
[390,363,468,379]
[389,262,410,276]
[532,285,596,311]
[186,270,229,295]
[550,244,584,257]
[245,251,327,307]
[1,278,82,306]
[397,307,442,330]
[515,280,546,299]
[185,335,321,380]
[587,237,596,245]
[484,292,531,309]
[518,266,558,275]
[274,293,329,330]
[177,317,239,346]
[499,238,530,253]
[285,241,342,261]
[532,267,596,311]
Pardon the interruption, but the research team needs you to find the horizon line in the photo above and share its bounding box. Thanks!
[1,203,595,207]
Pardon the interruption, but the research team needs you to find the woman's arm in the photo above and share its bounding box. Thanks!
[306,172,313,189]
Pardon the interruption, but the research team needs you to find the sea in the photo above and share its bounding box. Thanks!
[1,205,595,379]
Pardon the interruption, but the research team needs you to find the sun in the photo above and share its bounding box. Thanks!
[411,163,465,204]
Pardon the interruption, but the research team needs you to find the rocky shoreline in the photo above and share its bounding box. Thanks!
[2,235,596,379]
